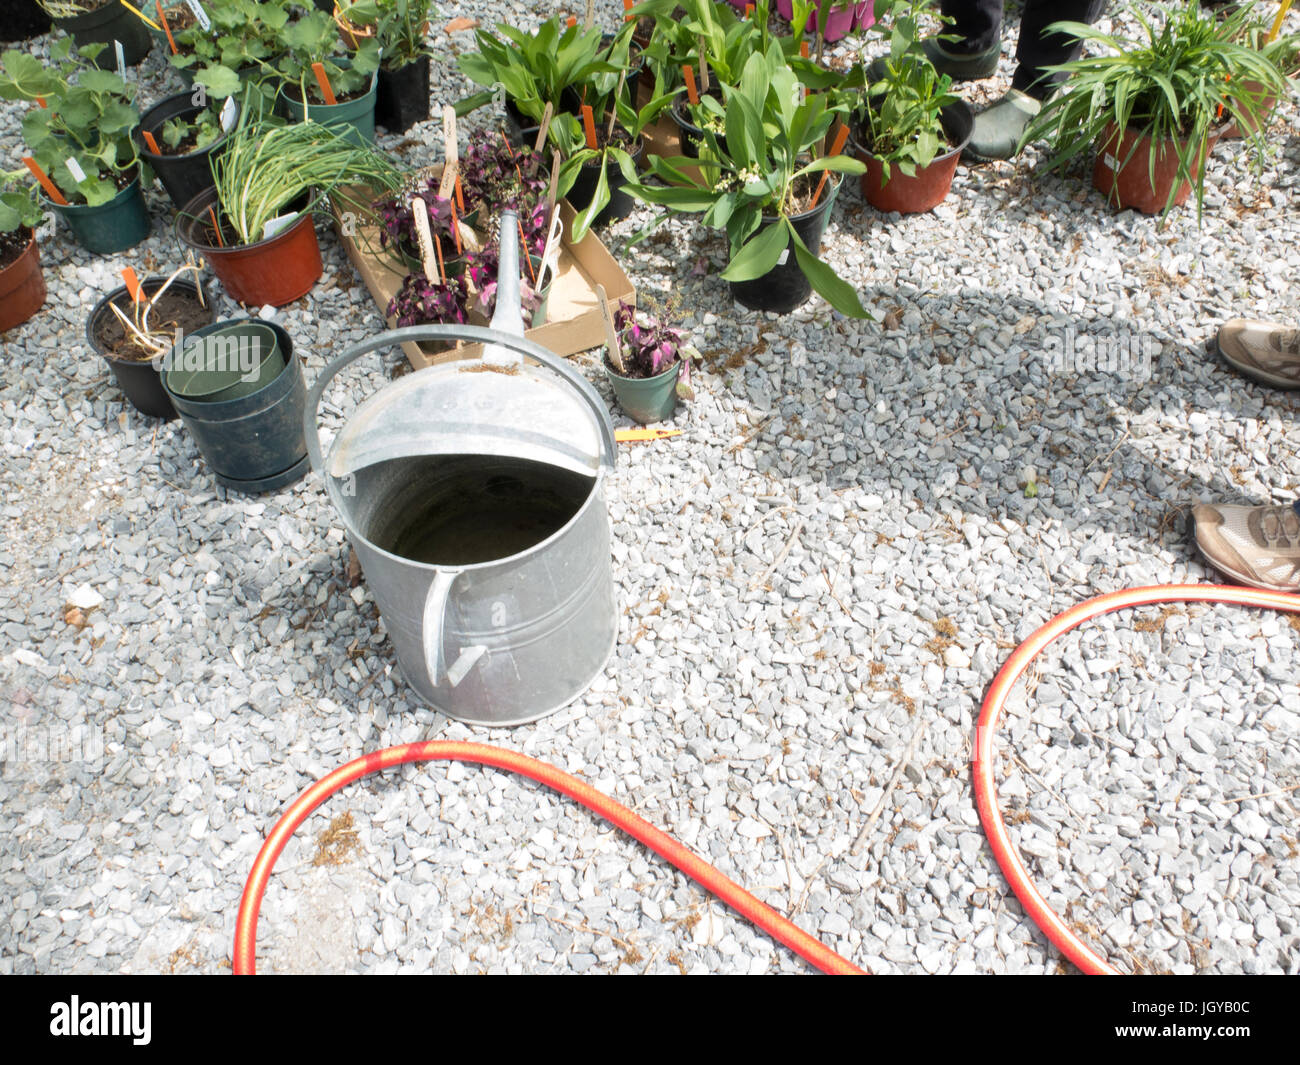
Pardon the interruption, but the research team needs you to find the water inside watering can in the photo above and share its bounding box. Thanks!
[360,454,594,566]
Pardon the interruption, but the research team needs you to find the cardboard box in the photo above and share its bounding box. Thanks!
[333,189,635,370]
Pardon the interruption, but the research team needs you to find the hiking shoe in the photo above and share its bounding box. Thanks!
[921,38,1000,81]
[964,90,1042,162]
[1210,319,1300,389]
[1190,500,1300,592]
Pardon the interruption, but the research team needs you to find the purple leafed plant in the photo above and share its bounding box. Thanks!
[372,178,459,262]
[460,136,548,219]
[613,303,685,379]
[387,273,471,329]
[466,244,544,320]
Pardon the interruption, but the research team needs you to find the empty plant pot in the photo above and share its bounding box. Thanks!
[163,320,309,493]
[136,91,237,211]
[176,187,324,307]
[163,321,286,403]
[0,229,46,333]
[46,174,151,254]
[854,99,973,214]
[87,276,215,419]
[55,2,152,69]
[375,56,432,133]
[1091,122,1218,216]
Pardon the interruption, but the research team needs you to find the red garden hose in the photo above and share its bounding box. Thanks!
[973,583,1300,975]
[233,741,864,974]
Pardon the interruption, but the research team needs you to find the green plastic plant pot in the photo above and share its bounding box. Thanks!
[164,321,286,402]
[605,357,679,425]
[279,67,378,145]
[46,174,151,255]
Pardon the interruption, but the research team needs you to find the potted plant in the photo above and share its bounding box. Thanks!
[166,0,289,90]
[1020,1,1291,221]
[270,4,381,143]
[848,0,971,214]
[780,0,866,45]
[334,0,437,132]
[371,177,475,276]
[85,259,214,418]
[456,16,616,145]
[38,0,153,69]
[604,303,697,424]
[0,175,47,333]
[176,105,401,305]
[1219,13,1300,140]
[631,47,869,317]
[0,40,151,253]
[387,271,472,358]
[136,84,240,210]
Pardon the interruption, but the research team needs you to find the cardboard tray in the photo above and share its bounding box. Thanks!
[334,190,636,370]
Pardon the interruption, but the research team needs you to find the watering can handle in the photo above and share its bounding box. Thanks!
[303,323,617,473]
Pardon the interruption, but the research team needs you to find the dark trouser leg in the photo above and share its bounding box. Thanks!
[1012,0,1108,99]
[939,0,1005,54]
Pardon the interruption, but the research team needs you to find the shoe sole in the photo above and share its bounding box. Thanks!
[1207,334,1300,391]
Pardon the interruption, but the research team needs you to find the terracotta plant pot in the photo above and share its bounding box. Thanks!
[176,188,323,307]
[1091,122,1219,216]
[854,100,973,214]
[0,228,46,333]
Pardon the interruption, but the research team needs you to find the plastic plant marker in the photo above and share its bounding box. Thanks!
[546,150,561,221]
[433,231,447,284]
[519,219,537,285]
[811,125,850,209]
[121,267,144,303]
[581,105,598,149]
[801,41,809,58]
[443,105,458,171]
[566,16,577,28]
[24,157,67,206]
[142,129,162,154]
[584,0,596,29]
[606,69,627,140]
[533,102,553,164]
[616,427,682,442]
[623,0,634,19]
[207,205,224,247]
[36,96,47,108]
[158,2,178,53]
[449,198,463,255]
[595,283,624,373]
[311,63,338,105]
[410,197,438,283]
[120,1,162,30]
[699,40,710,92]
[683,65,699,105]
[184,0,210,32]
[1270,0,1293,42]
[746,4,753,18]
[438,157,457,201]
[537,206,563,290]
[454,173,465,213]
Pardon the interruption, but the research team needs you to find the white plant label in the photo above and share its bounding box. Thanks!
[410,198,438,283]
[185,0,211,32]
[261,213,296,241]
[583,0,596,29]
[777,248,789,266]
[220,96,237,131]
[115,41,126,78]
[1103,154,1117,170]
[65,158,86,184]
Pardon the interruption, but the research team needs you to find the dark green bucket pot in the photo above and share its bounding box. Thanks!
[47,175,151,254]
[279,68,378,145]
[164,321,285,403]
[605,358,679,425]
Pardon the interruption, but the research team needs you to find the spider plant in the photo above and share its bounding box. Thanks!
[1020,1,1291,220]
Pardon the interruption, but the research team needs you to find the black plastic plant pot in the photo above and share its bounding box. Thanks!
[86,277,215,420]
[136,91,236,212]
[4,0,51,43]
[162,320,309,494]
[375,55,431,133]
[46,173,152,254]
[54,3,152,69]
[670,91,726,160]
[729,178,840,315]
[565,135,645,229]
[503,97,542,148]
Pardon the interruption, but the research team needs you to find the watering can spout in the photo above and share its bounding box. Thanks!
[482,210,525,368]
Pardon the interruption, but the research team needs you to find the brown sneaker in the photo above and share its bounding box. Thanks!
[1211,319,1300,389]
[1190,501,1300,592]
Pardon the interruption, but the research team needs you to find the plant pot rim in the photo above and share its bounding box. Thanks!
[42,169,142,212]
[756,171,842,225]
[162,319,296,412]
[2,226,37,265]
[176,187,318,255]
[87,276,210,363]
[137,92,238,162]
[850,98,974,167]
[280,64,378,106]
[579,130,645,169]
[604,352,681,382]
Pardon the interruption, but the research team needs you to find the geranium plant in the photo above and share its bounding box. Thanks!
[167,0,291,94]
[276,5,381,104]
[0,172,45,244]
[0,40,144,206]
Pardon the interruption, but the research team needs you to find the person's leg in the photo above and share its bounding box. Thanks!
[925,1,1004,80]
[1012,0,1109,99]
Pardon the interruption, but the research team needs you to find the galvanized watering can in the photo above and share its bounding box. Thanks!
[305,215,617,726]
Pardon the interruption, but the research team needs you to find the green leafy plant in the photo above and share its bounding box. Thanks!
[0,172,45,235]
[0,39,143,206]
[204,100,401,246]
[1020,1,1291,220]
[334,0,438,70]
[631,46,868,317]
[456,16,617,123]
[851,0,958,181]
[168,0,291,89]
[275,5,381,104]
[158,108,225,153]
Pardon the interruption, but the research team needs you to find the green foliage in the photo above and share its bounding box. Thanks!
[631,46,869,318]
[335,0,439,70]
[160,109,224,153]
[276,8,381,103]
[0,39,142,207]
[0,172,45,234]
[1020,1,1293,222]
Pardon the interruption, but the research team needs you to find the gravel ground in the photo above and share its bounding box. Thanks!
[1,2,1298,976]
